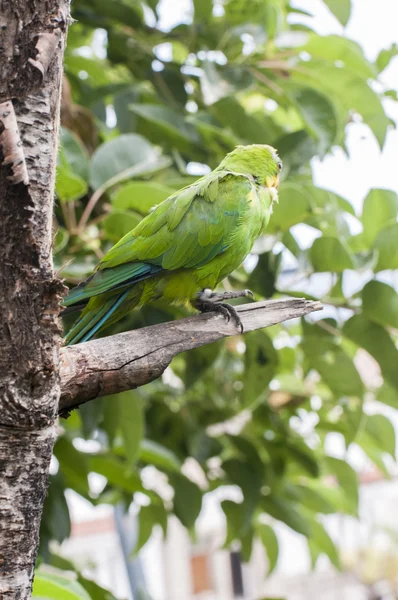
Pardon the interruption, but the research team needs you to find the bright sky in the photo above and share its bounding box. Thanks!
[293,0,398,211]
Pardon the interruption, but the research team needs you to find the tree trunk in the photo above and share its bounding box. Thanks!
[0,2,69,598]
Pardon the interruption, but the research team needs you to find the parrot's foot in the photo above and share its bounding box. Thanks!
[194,288,254,333]
[199,288,254,303]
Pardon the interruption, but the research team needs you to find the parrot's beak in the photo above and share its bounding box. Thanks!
[265,175,280,190]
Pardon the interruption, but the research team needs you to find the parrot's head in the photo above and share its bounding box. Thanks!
[218,144,282,196]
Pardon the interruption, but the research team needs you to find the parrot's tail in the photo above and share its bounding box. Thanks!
[63,261,163,344]
[65,290,130,346]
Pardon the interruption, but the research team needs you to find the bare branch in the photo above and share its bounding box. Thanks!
[59,298,323,414]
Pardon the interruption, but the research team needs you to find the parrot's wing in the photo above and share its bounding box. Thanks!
[64,171,252,307]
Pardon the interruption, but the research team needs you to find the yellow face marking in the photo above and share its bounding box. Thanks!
[265,175,280,190]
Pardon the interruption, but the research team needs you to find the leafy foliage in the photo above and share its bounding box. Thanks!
[46,0,398,584]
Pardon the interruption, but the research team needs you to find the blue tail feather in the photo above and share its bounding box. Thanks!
[80,291,129,344]
[66,290,129,345]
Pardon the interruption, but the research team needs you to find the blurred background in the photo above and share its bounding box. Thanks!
[37,0,398,598]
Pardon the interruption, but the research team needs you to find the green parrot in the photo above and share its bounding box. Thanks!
[63,144,282,345]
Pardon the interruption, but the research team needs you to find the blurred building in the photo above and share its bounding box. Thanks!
[59,465,398,600]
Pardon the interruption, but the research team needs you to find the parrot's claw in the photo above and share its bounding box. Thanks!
[194,289,248,333]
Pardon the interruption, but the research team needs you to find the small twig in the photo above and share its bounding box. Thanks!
[322,298,359,312]
[67,201,77,232]
[89,213,108,227]
[60,201,71,231]
[256,60,299,70]
[248,67,284,95]
[314,319,341,337]
[76,156,172,233]
[77,185,107,234]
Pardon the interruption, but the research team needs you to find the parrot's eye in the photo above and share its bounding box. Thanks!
[277,162,283,171]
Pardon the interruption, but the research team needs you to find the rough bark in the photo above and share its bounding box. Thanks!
[0,2,69,598]
[59,298,323,414]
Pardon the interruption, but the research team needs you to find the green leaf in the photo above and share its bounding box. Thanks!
[376,44,398,73]
[129,104,200,152]
[257,524,279,574]
[324,456,358,515]
[375,223,398,271]
[290,87,337,152]
[117,392,144,466]
[243,331,278,405]
[221,500,255,561]
[247,251,282,299]
[33,570,91,600]
[54,228,69,254]
[310,236,353,272]
[303,480,354,515]
[356,431,390,476]
[112,181,174,215]
[377,383,398,409]
[184,340,223,388]
[343,315,398,391]
[89,134,163,190]
[362,280,398,329]
[192,116,240,159]
[282,439,320,477]
[293,484,336,514]
[275,130,318,172]
[79,401,102,439]
[222,499,246,540]
[361,189,398,245]
[292,62,389,147]
[211,97,282,145]
[302,341,364,397]
[193,0,212,21]
[363,413,396,458]
[272,183,310,230]
[261,496,311,537]
[227,435,265,476]
[56,167,88,203]
[200,60,252,106]
[303,34,371,76]
[74,0,143,29]
[282,230,301,257]
[77,575,116,600]
[88,454,144,494]
[139,439,181,472]
[102,396,121,448]
[54,436,89,497]
[308,520,340,569]
[135,502,168,554]
[170,474,202,529]
[103,210,141,242]
[223,457,263,530]
[59,127,89,181]
[321,0,350,25]
[41,474,71,545]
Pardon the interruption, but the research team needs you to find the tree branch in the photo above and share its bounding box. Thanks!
[59,298,322,414]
